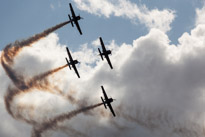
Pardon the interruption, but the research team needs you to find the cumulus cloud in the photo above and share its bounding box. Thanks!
[72,0,175,32]
[195,5,205,26]
[1,24,205,137]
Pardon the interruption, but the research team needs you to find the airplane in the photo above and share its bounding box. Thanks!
[98,37,113,69]
[65,47,80,78]
[68,3,83,35]
[100,86,116,117]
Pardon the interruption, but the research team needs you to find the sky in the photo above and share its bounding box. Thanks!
[0,0,205,137]
[0,0,204,49]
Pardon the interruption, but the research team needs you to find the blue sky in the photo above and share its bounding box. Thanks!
[0,0,204,51]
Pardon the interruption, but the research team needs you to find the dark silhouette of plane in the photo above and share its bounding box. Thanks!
[101,86,116,117]
[68,3,83,35]
[98,37,113,69]
[65,47,80,78]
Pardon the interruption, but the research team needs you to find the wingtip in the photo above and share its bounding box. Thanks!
[99,37,103,41]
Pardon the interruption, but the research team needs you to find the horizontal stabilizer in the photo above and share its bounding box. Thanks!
[68,14,74,27]
[98,48,103,60]
[101,97,107,109]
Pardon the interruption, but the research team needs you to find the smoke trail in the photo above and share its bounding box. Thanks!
[33,103,103,137]
[58,126,88,137]
[31,128,41,137]
[0,19,87,137]
[110,119,131,131]
[4,86,40,126]
[26,64,67,90]
[2,57,69,130]
[4,86,21,117]
[1,19,70,91]
[3,21,70,65]
[3,64,68,120]
[116,105,204,137]
[1,18,70,89]
[2,54,67,123]
[66,94,78,104]
[36,125,88,137]
[32,126,83,137]
[1,54,27,90]
[1,19,70,110]
[172,123,201,137]
[2,52,67,113]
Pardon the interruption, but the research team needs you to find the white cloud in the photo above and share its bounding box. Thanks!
[91,38,100,47]
[195,5,205,25]
[72,0,175,32]
[1,24,205,136]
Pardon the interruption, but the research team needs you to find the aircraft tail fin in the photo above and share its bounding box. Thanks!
[98,48,104,60]
[68,14,74,27]
[65,58,71,70]
[101,97,107,109]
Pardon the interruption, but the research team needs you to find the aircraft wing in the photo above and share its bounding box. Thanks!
[99,37,106,52]
[101,86,109,101]
[74,20,82,35]
[66,47,73,61]
[107,103,116,117]
[69,3,76,17]
[73,64,80,78]
[105,55,113,69]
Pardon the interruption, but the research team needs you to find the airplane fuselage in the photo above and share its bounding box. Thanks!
[72,16,81,21]
[105,98,114,104]
[70,60,79,65]
[102,50,111,56]
[76,16,81,20]
[74,60,79,64]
